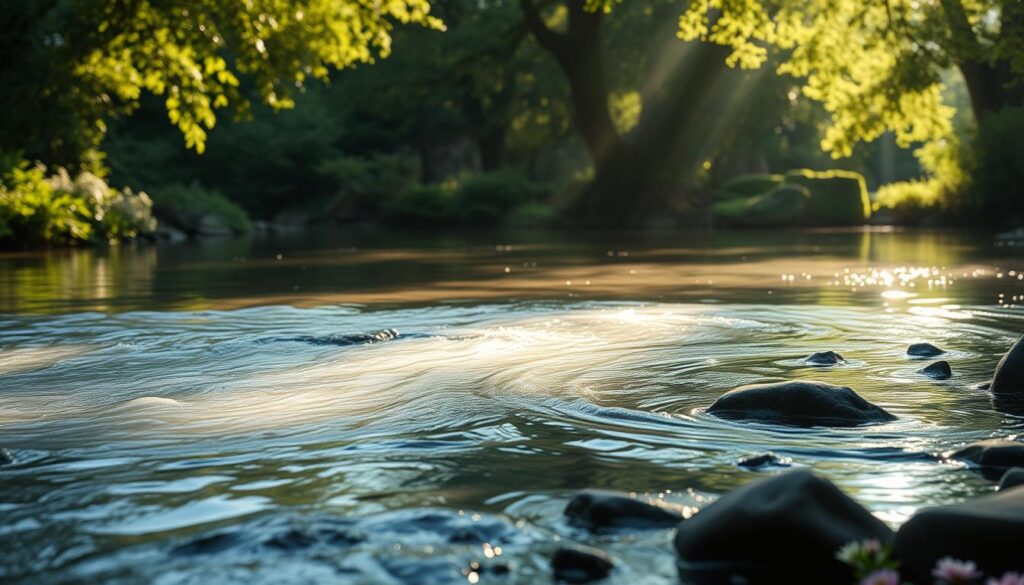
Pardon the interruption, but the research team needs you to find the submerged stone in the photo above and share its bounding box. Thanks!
[564,490,680,530]
[707,381,896,427]
[919,360,952,380]
[893,484,1024,582]
[803,351,846,366]
[0,447,12,465]
[674,470,892,583]
[736,452,791,469]
[998,467,1024,491]
[270,328,401,347]
[991,334,1024,399]
[947,439,1024,480]
[907,342,945,357]
[552,546,614,583]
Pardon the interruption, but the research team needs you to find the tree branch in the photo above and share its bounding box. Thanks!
[519,0,568,58]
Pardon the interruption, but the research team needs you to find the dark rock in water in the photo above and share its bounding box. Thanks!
[998,467,1024,491]
[919,360,952,380]
[991,334,1024,399]
[707,380,896,427]
[907,342,945,357]
[0,447,12,465]
[893,484,1024,582]
[736,452,791,469]
[552,546,614,583]
[804,351,846,366]
[564,490,680,530]
[172,531,243,556]
[948,439,1024,480]
[674,470,892,583]
[273,328,401,347]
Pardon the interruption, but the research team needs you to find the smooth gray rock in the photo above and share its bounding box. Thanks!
[998,467,1024,491]
[804,351,845,366]
[919,360,952,380]
[0,447,12,465]
[893,484,1024,582]
[564,490,680,530]
[552,546,613,583]
[674,471,892,583]
[707,381,896,427]
[907,342,945,357]
[947,439,1024,480]
[991,334,1024,398]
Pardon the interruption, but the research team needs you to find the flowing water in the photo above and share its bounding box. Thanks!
[2,228,1024,584]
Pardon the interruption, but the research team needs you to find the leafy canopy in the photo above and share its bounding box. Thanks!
[6,0,441,160]
[675,0,1016,157]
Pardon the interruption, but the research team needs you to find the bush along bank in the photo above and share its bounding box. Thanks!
[0,161,156,248]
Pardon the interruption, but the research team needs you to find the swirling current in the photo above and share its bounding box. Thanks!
[2,229,1024,584]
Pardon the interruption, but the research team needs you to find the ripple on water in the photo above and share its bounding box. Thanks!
[0,301,1021,583]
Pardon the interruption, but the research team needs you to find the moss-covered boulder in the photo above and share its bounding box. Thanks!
[718,173,784,200]
[711,184,810,227]
[784,169,871,225]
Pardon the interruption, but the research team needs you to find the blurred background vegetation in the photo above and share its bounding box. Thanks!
[2,0,1023,247]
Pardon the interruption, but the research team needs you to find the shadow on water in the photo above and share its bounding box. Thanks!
[0,227,1012,313]
[1,228,1024,583]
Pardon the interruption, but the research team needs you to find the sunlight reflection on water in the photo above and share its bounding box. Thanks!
[2,229,1024,583]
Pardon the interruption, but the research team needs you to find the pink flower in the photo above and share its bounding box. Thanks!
[988,573,1024,585]
[860,568,901,585]
[933,557,982,583]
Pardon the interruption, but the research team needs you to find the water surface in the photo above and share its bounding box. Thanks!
[2,228,1023,584]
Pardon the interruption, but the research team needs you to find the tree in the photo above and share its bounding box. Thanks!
[520,0,768,225]
[0,0,441,168]
[677,0,1023,155]
[677,0,1024,221]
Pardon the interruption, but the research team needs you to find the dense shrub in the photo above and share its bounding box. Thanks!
[316,154,419,220]
[384,184,458,224]
[384,170,549,225]
[454,170,546,222]
[0,161,156,247]
[150,182,251,234]
[506,202,557,227]
[784,169,871,225]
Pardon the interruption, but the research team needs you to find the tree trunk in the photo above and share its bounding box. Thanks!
[520,0,640,222]
[520,0,736,225]
[958,59,1024,123]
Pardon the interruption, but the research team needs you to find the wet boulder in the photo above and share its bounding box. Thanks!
[919,360,952,380]
[804,351,846,366]
[0,447,12,465]
[552,546,614,583]
[707,380,896,427]
[907,342,945,358]
[947,439,1024,480]
[991,334,1024,399]
[564,490,680,530]
[893,484,1024,582]
[999,468,1024,491]
[674,470,892,583]
[736,452,791,469]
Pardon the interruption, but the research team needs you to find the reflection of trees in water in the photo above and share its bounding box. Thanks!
[0,245,158,313]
